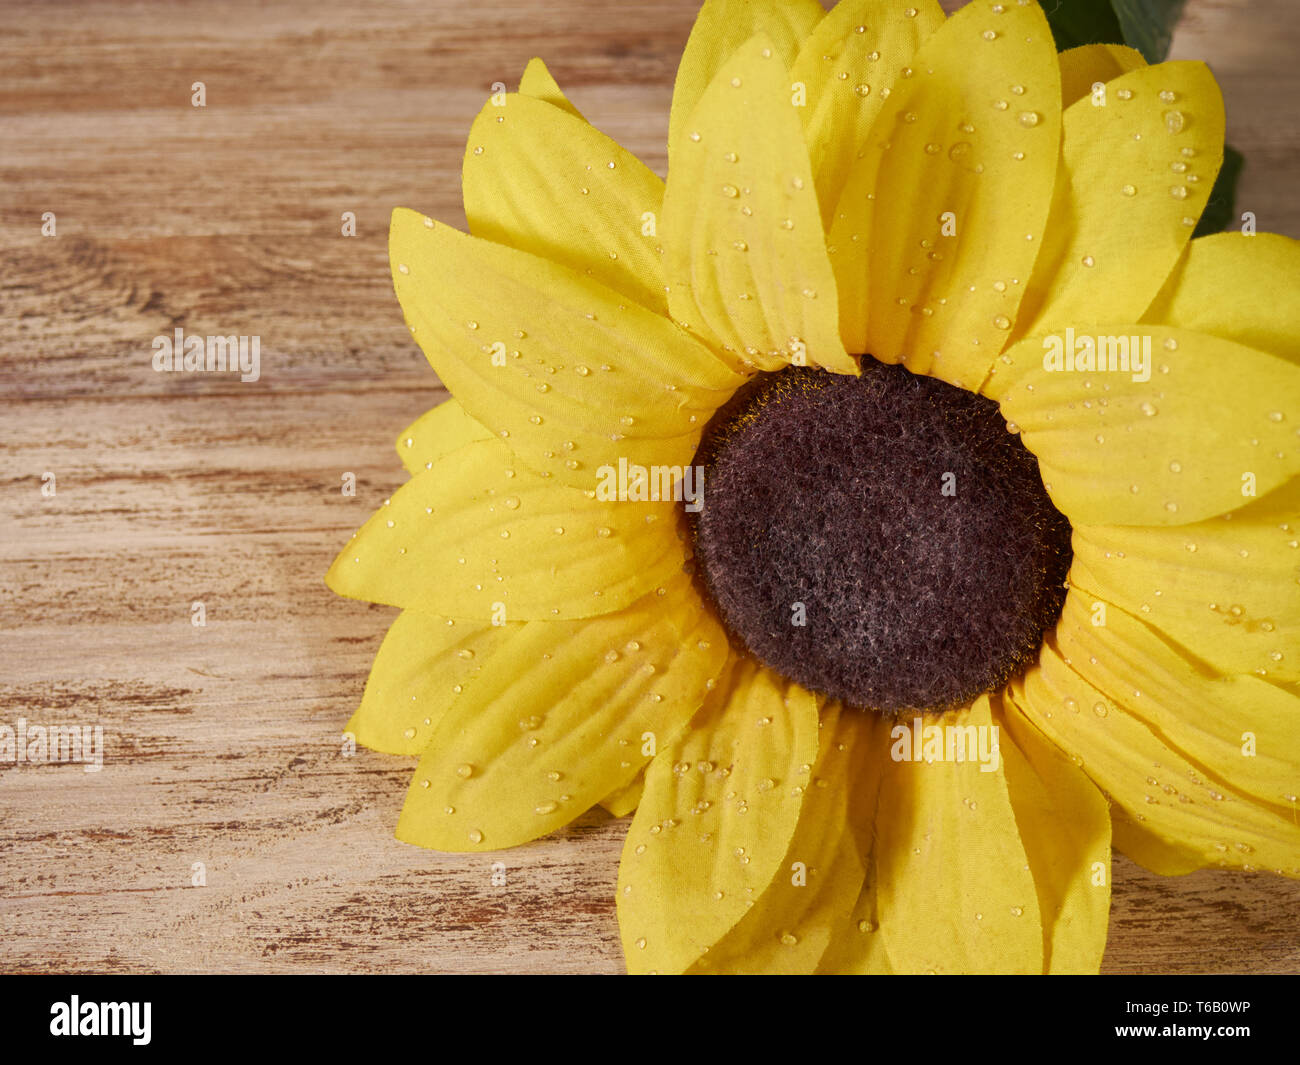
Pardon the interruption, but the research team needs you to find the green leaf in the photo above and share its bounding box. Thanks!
[1042,0,1187,62]
[1041,0,1126,52]
[1110,0,1187,63]
[1192,144,1244,238]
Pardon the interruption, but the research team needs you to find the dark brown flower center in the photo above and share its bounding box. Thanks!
[689,360,1072,715]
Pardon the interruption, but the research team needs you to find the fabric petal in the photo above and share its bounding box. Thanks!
[1069,479,1300,682]
[616,658,822,974]
[1057,43,1146,108]
[345,610,520,756]
[1014,62,1225,340]
[1010,592,1300,877]
[1109,813,1207,876]
[689,702,886,974]
[986,324,1300,526]
[1143,232,1300,363]
[600,772,645,818]
[518,57,585,120]
[824,698,1111,976]
[395,572,728,852]
[664,34,856,375]
[998,700,1112,974]
[1039,589,1299,813]
[668,0,825,169]
[463,93,668,313]
[325,437,685,620]
[395,397,492,476]
[813,873,893,975]
[874,696,1044,973]
[827,0,1061,391]
[390,210,745,489]
[790,0,944,228]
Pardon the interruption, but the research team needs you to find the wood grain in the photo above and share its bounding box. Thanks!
[2,0,1297,974]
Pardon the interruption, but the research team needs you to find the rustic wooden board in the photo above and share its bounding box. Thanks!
[2,0,1297,974]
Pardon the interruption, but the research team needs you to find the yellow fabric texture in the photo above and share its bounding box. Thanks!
[827,0,1062,391]
[663,34,857,375]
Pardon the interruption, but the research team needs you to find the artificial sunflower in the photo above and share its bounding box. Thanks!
[327,0,1300,974]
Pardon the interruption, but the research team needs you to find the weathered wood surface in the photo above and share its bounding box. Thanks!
[1,0,1297,974]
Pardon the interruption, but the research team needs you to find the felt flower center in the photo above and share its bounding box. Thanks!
[690,360,1074,715]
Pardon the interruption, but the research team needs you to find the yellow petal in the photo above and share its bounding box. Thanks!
[345,610,520,756]
[395,572,728,852]
[395,397,492,476]
[827,0,1061,390]
[390,210,745,489]
[668,0,825,168]
[986,325,1300,526]
[1143,232,1300,363]
[790,0,944,228]
[1010,592,1300,876]
[600,773,645,818]
[616,658,822,974]
[874,696,1044,973]
[1069,479,1300,682]
[689,703,885,974]
[463,93,668,313]
[664,35,855,375]
[1109,811,1206,876]
[998,700,1112,974]
[518,57,584,120]
[1014,62,1225,339]
[813,874,893,975]
[1042,589,1299,812]
[821,692,1110,975]
[1057,43,1146,108]
[325,437,685,621]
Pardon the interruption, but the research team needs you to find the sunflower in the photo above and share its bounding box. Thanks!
[327,0,1300,974]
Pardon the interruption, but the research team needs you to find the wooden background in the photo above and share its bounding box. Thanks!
[2,0,1297,974]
